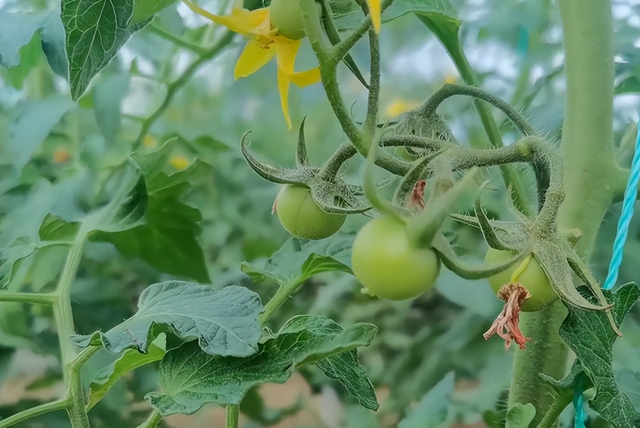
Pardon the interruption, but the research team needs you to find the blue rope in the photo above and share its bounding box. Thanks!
[573,121,640,427]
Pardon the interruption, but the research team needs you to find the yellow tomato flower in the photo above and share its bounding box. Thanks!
[143,135,158,148]
[182,0,320,129]
[170,155,191,171]
[366,0,381,33]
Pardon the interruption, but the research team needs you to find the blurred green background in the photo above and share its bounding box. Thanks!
[1,0,640,427]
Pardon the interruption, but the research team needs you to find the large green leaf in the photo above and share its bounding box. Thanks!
[92,142,209,282]
[146,315,377,416]
[241,233,354,286]
[61,0,150,100]
[398,372,454,428]
[558,283,640,427]
[86,334,167,410]
[72,281,264,357]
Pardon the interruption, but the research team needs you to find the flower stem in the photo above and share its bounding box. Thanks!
[226,404,239,428]
[138,409,163,428]
[0,400,69,428]
[0,291,55,304]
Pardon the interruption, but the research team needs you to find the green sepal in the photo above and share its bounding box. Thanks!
[296,117,309,167]
[364,134,411,221]
[241,132,316,184]
[474,183,512,251]
[533,243,614,315]
[241,130,370,215]
[407,168,478,248]
[432,233,527,280]
[393,148,446,207]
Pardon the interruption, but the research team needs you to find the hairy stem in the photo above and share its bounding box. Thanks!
[0,400,69,428]
[0,291,55,304]
[54,232,90,428]
[259,281,304,325]
[138,410,163,428]
[226,404,239,428]
[507,1,617,426]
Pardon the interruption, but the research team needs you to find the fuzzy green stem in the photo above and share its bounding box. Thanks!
[364,28,380,136]
[537,389,573,428]
[418,18,534,216]
[0,400,69,428]
[259,281,304,325]
[507,1,617,426]
[0,291,55,304]
[137,410,163,428]
[53,232,91,428]
[226,404,239,428]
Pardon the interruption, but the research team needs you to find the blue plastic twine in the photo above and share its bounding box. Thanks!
[573,121,640,427]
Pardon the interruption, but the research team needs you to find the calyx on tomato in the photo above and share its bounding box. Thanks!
[352,216,441,300]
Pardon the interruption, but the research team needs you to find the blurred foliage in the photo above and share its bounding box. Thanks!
[1,0,640,427]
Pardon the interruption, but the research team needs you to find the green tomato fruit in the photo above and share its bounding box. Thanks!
[352,216,441,300]
[269,0,321,40]
[485,248,557,312]
[275,185,346,239]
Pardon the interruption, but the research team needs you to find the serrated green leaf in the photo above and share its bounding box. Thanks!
[71,281,264,357]
[505,403,535,428]
[398,372,454,428]
[61,0,150,100]
[241,234,354,286]
[91,142,209,282]
[131,0,177,24]
[559,283,640,427]
[8,96,76,170]
[86,334,167,410]
[146,315,377,416]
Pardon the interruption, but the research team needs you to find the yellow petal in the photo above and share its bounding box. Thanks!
[234,39,275,79]
[274,37,301,75]
[182,0,269,35]
[288,67,320,87]
[367,0,381,33]
[277,67,293,129]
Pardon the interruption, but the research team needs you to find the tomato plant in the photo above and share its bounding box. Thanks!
[274,184,346,239]
[485,249,557,312]
[352,216,440,300]
[1,1,640,428]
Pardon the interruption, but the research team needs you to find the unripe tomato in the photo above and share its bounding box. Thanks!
[485,248,557,312]
[269,0,321,40]
[351,216,441,300]
[275,185,346,239]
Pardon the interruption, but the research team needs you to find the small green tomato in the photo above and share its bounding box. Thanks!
[269,0,322,40]
[351,216,441,300]
[275,185,346,239]
[485,248,557,312]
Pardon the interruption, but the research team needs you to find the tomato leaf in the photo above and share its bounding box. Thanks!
[146,315,377,416]
[398,372,454,428]
[91,142,209,282]
[71,281,264,357]
[61,0,151,100]
[0,10,49,69]
[241,233,354,286]
[93,71,130,143]
[86,334,167,410]
[558,283,640,427]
